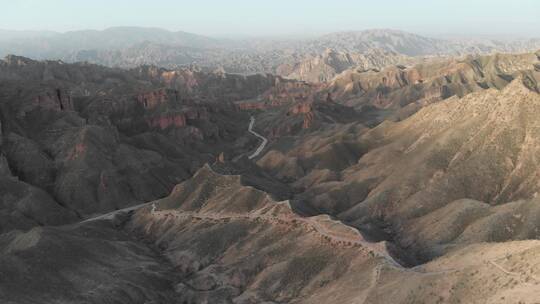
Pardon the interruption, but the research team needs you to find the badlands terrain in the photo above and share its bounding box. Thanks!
[1,28,540,303]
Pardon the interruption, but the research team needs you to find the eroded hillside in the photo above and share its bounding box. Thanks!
[5,165,540,303]
[2,49,540,304]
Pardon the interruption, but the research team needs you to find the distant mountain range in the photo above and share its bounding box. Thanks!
[1,27,539,81]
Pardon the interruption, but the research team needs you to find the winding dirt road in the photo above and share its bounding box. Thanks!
[247,116,268,159]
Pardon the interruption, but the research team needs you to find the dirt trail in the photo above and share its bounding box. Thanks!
[489,260,540,283]
[247,116,268,159]
[80,202,152,223]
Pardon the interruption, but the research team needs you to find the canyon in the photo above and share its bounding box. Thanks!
[1,26,540,303]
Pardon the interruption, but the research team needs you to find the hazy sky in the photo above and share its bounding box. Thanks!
[1,0,539,38]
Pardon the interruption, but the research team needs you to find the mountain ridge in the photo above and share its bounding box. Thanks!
[2,27,539,79]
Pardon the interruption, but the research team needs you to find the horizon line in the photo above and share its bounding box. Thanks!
[0,26,538,41]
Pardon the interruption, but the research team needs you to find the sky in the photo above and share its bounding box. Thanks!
[1,0,539,38]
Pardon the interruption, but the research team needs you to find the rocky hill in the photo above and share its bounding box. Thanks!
[258,74,540,265]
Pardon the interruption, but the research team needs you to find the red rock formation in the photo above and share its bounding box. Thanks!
[34,89,74,111]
